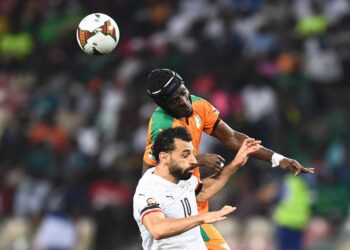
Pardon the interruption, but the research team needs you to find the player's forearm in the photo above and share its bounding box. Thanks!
[213,121,274,163]
[251,144,274,162]
[196,161,240,202]
[230,131,274,162]
[148,215,204,240]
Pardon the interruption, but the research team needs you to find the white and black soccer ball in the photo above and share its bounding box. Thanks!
[76,13,120,55]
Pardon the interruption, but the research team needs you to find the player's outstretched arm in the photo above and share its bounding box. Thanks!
[211,120,314,175]
[143,206,235,240]
[197,138,261,203]
[201,205,236,224]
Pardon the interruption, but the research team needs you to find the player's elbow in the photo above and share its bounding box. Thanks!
[149,229,166,240]
[149,231,161,240]
[152,233,163,240]
[147,225,167,240]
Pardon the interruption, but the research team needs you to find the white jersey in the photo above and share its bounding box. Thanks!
[133,168,206,250]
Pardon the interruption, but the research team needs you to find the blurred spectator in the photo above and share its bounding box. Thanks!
[272,174,312,250]
[88,169,132,250]
[304,38,343,83]
[33,187,76,250]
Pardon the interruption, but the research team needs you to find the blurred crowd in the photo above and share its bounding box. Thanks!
[0,0,350,249]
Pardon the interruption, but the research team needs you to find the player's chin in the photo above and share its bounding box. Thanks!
[180,107,193,117]
[180,171,192,180]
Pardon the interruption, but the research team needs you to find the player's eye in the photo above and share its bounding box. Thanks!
[182,151,191,158]
[169,97,179,105]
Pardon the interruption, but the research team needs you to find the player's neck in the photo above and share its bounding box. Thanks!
[154,166,179,184]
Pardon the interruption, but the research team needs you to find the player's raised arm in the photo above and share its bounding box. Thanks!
[211,120,314,175]
[196,138,261,203]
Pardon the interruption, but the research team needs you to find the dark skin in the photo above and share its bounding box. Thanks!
[143,85,315,175]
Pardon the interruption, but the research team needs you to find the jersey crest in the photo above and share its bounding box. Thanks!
[194,115,202,129]
[146,198,158,206]
[148,150,155,161]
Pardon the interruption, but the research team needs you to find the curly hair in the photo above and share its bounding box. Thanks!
[151,127,192,162]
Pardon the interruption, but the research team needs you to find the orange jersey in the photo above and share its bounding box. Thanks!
[143,95,220,183]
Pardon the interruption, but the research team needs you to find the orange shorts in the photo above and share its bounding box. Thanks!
[198,201,231,250]
[200,223,231,250]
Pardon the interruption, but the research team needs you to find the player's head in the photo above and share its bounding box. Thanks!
[147,68,193,118]
[151,127,197,181]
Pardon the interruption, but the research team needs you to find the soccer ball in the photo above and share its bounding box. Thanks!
[76,13,120,55]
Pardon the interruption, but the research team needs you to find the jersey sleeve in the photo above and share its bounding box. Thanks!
[201,99,220,135]
[143,109,174,166]
[134,189,165,224]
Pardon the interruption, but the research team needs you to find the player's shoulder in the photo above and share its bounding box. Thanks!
[149,108,174,142]
[137,168,156,185]
[137,168,165,189]
[134,171,166,199]
[135,171,159,193]
[151,107,174,128]
[191,95,211,107]
[190,94,207,103]
[191,95,217,114]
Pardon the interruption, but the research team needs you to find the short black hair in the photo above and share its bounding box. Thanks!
[151,127,192,162]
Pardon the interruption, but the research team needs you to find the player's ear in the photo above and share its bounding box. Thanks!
[159,151,169,163]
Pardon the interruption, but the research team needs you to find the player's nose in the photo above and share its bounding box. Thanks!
[179,96,189,107]
[189,154,197,165]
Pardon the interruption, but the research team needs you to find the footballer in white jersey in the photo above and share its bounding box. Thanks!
[133,168,206,250]
[133,127,261,250]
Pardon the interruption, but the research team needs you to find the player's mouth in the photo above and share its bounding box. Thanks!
[187,168,194,173]
[185,165,196,174]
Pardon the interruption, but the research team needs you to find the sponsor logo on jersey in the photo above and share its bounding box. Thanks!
[165,195,174,200]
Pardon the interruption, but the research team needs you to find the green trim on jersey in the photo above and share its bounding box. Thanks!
[200,226,210,242]
[190,95,204,102]
[150,108,174,142]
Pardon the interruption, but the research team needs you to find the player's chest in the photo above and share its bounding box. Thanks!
[162,186,198,218]
[174,114,203,133]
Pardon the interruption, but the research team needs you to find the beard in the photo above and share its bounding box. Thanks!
[169,159,192,181]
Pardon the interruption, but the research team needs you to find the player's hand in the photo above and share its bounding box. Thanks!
[279,158,315,176]
[202,205,236,224]
[196,153,226,172]
[232,138,261,167]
